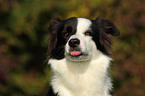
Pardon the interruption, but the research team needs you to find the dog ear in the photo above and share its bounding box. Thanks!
[95,18,120,55]
[96,18,120,37]
[47,18,61,59]
[48,18,61,34]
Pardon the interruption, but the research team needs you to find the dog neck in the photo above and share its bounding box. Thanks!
[49,55,112,96]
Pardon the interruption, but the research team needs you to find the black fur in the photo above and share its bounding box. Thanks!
[91,18,120,55]
[45,86,58,96]
[47,17,77,60]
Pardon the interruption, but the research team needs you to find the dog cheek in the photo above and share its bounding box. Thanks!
[65,42,70,53]
[86,37,93,52]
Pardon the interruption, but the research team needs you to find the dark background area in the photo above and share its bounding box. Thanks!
[0,0,145,96]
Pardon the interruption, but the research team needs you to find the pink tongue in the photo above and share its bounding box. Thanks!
[70,51,81,56]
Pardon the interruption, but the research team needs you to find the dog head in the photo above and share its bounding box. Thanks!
[47,17,120,61]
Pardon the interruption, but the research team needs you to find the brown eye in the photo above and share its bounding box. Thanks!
[64,33,69,38]
[85,32,90,36]
[85,31,92,36]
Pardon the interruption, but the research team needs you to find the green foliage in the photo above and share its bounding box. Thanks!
[0,0,145,96]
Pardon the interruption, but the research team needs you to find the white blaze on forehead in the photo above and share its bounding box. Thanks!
[77,18,92,34]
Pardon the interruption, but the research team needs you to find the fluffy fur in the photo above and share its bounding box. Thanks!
[46,17,120,96]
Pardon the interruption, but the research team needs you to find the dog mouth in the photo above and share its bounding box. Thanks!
[65,50,89,61]
[68,47,85,57]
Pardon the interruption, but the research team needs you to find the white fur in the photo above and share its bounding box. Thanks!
[65,18,93,61]
[77,18,92,34]
[48,18,112,96]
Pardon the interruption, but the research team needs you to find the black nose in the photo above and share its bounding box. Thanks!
[69,38,80,48]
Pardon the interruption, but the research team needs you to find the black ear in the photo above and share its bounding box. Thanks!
[48,18,61,34]
[96,18,120,36]
[94,18,120,56]
[47,18,61,59]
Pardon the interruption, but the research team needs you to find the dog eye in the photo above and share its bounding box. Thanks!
[64,33,69,38]
[85,31,92,36]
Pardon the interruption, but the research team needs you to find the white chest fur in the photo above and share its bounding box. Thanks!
[49,55,112,96]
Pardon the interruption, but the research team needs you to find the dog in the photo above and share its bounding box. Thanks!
[46,17,120,96]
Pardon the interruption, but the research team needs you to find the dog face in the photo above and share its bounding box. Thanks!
[47,17,120,61]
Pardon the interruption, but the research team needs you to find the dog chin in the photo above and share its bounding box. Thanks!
[65,51,91,62]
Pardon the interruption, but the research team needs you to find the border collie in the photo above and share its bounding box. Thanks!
[46,17,120,96]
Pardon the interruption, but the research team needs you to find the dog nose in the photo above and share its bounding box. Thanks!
[69,38,80,48]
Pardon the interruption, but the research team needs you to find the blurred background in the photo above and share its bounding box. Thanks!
[0,0,145,96]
